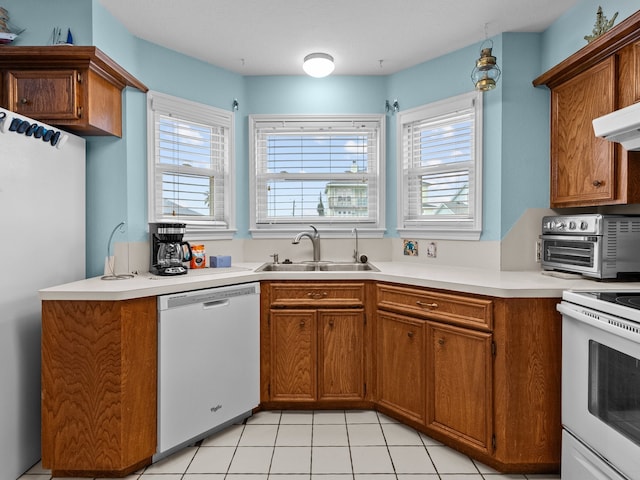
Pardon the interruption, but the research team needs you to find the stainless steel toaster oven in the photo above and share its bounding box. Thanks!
[540,214,640,279]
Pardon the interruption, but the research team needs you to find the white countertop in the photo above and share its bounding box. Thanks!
[39,262,640,301]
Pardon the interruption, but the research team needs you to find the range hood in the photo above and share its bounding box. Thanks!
[592,101,640,151]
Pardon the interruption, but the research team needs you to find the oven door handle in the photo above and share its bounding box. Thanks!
[557,302,640,340]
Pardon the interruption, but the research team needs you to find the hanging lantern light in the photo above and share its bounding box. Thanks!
[471,39,501,91]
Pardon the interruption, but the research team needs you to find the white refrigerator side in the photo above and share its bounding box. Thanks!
[0,108,86,479]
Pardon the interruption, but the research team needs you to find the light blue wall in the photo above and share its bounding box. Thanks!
[540,0,638,74]
[3,0,92,46]
[500,32,550,238]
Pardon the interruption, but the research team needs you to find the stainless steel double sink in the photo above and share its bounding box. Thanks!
[255,261,379,272]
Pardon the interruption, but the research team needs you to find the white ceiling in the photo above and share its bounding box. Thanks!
[99,0,579,76]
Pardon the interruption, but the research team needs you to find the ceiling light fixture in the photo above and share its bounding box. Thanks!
[303,53,335,78]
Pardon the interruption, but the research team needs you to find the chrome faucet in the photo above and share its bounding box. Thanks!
[292,225,321,262]
[352,227,359,263]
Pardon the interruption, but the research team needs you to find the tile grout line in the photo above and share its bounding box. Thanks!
[344,410,356,480]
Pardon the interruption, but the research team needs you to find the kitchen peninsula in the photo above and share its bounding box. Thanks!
[39,262,640,477]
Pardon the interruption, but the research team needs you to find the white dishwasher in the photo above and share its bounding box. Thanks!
[155,282,260,460]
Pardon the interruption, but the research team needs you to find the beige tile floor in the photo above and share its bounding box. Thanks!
[19,410,562,480]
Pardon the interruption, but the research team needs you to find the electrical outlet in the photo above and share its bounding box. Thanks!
[427,241,437,258]
[535,239,542,263]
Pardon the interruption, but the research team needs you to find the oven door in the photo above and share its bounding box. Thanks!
[558,302,640,480]
[540,234,600,276]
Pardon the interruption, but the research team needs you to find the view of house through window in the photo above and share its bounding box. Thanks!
[264,133,369,218]
[251,116,384,232]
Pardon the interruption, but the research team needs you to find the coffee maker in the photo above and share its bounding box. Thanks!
[150,223,192,275]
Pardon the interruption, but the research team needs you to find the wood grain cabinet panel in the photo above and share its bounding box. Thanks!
[426,321,493,454]
[377,283,492,330]
[318,309,365,401]
[41,296,157,478]
[550,59,616,206]
[8,69,80,120]
[269,282,365,307]
[269,309,317,402]
[376,311,426,424]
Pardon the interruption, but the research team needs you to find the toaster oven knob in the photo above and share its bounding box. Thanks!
[580,221,588,230]
[569,221,576,230]
[554,221,566,230]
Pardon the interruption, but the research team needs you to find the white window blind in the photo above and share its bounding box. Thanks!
[147,91,234,235]
[250,115,385,233]
[398,91,482,239]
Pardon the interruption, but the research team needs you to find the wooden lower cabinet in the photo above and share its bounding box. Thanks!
[426,321,493,454]
[262,281,368,407]
[376,311,426,424]
[318,309,365,401]
[374,284,561,474]
[270,309,317,402]
[41,297,157,478]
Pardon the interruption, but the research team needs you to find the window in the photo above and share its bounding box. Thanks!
[147,91,234,239]
[249,115,385,237]
[397,91,482,240]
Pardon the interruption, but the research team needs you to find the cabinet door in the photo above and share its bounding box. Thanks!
[551,58,616,206]
[377,311,425,424]
[270,309,317,402]
[426,321,493,454]
[8,70,81,120]
[318,309,365,401]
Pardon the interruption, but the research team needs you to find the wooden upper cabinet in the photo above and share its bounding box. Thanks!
[0,46,147,137]
[534,9,640,207]
[551,58,616,205]
[8,69,80,120]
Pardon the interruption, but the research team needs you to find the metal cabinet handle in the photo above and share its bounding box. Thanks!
[416,301,438,309]
[438,338,445,345]
[328,320,334,328]
[299,320,305,327]
[407,331,415,338]
[307,291,328,299]
[592,180,603,187]
[20,98,28,105]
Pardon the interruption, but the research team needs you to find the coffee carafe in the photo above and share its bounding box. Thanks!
[150,223,192,275]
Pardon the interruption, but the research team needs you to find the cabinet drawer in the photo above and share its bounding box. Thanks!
[377,284,492,330]
[270,282,365,307]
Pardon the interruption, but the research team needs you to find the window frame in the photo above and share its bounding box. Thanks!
[249,114,386,238]
[397,91,483,240]
[147,90,235,240]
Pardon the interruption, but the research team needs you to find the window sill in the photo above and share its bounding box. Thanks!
[184,226,236,241]
[250,226,386,239]
[397,227,481,241]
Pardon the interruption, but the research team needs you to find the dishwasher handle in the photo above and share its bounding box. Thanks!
[203,299,230,309]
